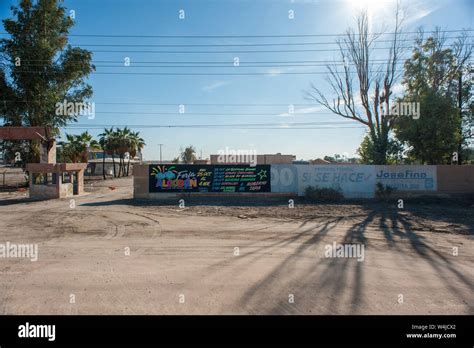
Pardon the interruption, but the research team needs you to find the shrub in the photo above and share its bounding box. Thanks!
[304,186,344,203]
[375,182,395,201]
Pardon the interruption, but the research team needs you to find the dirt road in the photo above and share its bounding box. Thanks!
[0,178,472,314]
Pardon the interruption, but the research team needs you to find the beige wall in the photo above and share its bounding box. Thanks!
[133,165,149,199]
[437,165,474,193]
[262,154,294,164]
[29,180,74,199]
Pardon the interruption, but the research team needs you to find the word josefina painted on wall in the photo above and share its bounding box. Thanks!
[149,165,271,193]
[375,165,436,191]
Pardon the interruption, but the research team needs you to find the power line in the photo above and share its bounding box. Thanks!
[64,121,357,128]
[0,100,325,106]
[2,29,470,38]
[10,61,412,68]
[63,125,365,130]
[90,70,401,76]
[64,125,365,130]
[83,46,413,54]
[21,63,407,68]
[11,70,406,75]
[67,35,473,47]
[0,108,344,117]
[91,112,342,116]
[20,59,410,64]
[99,63,399,68]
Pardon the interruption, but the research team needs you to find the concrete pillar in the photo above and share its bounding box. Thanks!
[39,140,56,164]
[56,171,61,194]
[28,172,34,198]
[77,170,84,195]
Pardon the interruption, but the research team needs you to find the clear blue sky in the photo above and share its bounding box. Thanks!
[1,0,472,161]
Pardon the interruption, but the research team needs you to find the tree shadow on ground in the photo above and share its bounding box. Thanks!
[361,196,474,235]
[0,198,36,206]
[80,197,295,207]
[200,207,473,314]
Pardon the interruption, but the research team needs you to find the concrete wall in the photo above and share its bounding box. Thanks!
[271,165,438,198]
[295,165,376,198]
[270,165,298,193]
[29,184,60,199]
[40,141,56,164]
[29,178,74,199]
[59,183,73,198]
[133,165,149,199]
[26,164,86,200]
[437,165,474,193]
[262,154,294,164]
[374,165,437,191]
[134,164,473,199]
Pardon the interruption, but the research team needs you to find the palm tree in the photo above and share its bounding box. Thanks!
[113,127,132,177]
[98,127,115,179]
[77,131,100,163]
[126,131,145,176]
[97,127,145,178]
[58,131,99,163]
[57,134,76,163]
[180,145,197,163]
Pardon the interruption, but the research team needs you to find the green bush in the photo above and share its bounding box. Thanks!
[375,182,395,201]
[304,186,344,202]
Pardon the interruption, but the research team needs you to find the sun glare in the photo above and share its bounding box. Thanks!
[347,0,390,12]
[346,0,394,31]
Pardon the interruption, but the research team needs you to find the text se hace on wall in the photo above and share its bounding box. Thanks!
[302,172,366,183]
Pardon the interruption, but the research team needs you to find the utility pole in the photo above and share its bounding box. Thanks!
[158,144,163,163]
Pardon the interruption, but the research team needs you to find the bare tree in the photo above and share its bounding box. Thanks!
[305,5,405,164]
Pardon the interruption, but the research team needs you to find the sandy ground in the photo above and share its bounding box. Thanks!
[0,177,472,314]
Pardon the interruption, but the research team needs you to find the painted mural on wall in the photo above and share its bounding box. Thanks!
[269,165,438,197]
[270,165,298,193]
[296,165,376,198]
[375,165,437,191]
[149,165,271,192]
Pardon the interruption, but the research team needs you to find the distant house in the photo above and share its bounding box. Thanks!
[193,159,211,165]
[209,153,295,165]
[310,158,331,165]
[86,149,142,176]
[88,149,143,161]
